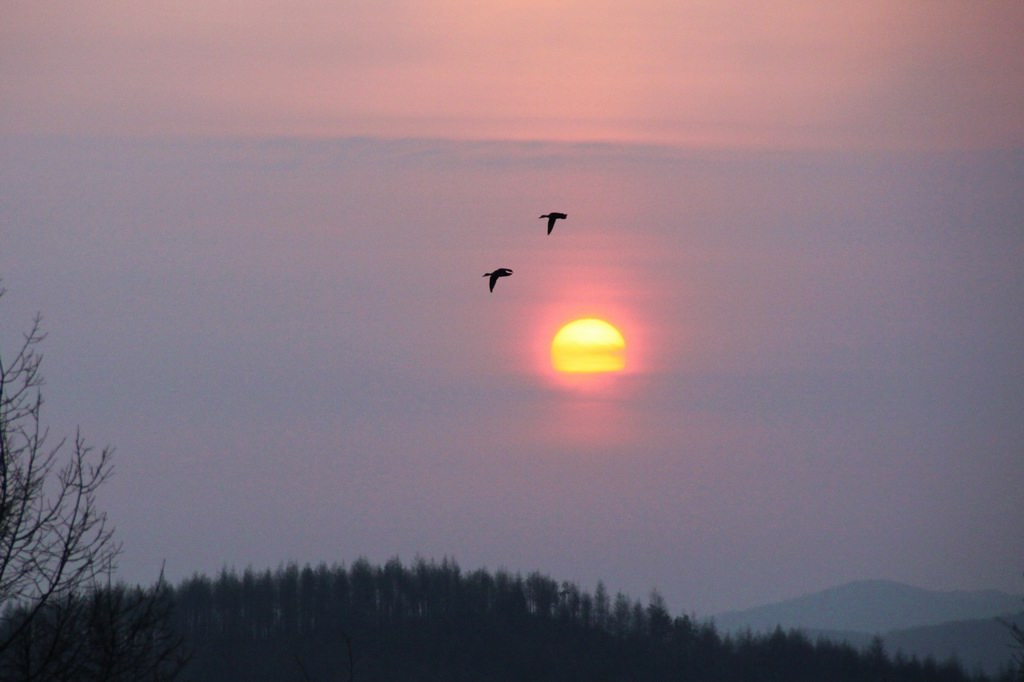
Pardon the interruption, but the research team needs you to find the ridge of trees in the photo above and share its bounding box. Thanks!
[171,557,1000,682]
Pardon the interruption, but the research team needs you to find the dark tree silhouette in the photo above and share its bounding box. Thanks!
[1010,620,1024,682]
[1000,578,1024,682]
[0,286,186,680]
[169,557,989,682]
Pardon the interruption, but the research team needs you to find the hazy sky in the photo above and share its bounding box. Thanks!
[2,2,1022,615]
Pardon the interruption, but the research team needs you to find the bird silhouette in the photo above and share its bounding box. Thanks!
[540,212,567,235]
[483,268,513,292]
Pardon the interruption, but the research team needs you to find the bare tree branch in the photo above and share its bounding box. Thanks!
[0,285,187,680]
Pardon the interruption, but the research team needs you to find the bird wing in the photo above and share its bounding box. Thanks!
[547,215,557,234]
[488,273,499,291]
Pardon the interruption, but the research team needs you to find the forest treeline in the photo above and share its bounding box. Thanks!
[168,557,1008,682]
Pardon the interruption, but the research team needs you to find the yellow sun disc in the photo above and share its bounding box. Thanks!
[551,319,626,373]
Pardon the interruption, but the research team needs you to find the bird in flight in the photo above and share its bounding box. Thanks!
[483,268,513,292]
[540,212,567,235]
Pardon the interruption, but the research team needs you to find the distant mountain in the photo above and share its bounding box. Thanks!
[884,612,1024,677]
[713,580,1023,634]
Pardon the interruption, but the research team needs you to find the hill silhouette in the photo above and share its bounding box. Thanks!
[166,559,1006,682]
[885,613,1024,677]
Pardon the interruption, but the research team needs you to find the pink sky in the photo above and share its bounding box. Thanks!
[4,1,1023,148]
[1,4,1022,615]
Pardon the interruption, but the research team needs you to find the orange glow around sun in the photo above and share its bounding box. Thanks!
[551,319,626,373]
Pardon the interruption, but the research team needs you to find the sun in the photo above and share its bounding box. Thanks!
[551,318,626,373]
